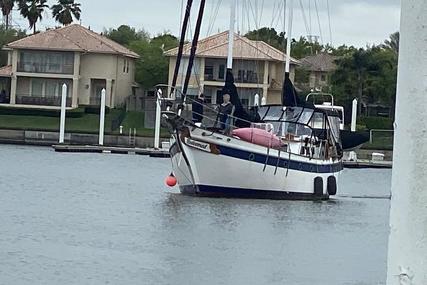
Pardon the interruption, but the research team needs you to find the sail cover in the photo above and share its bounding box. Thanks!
[221,69,254,127]
[282,72,303,107]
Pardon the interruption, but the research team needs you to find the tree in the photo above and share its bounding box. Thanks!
[245,27,285,51]
[0,0,15,30]
[104,25,149,47]
[331,46,398,119]
[51,0,81,26]
[18,0,48,34]
[382,32,399,55]
[0,25,26,65]
[129,33,179,89]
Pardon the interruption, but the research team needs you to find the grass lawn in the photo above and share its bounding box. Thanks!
[362,131,394,150]
[0,110,169,137]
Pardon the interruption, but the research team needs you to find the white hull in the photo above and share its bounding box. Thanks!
[170,127,342,200]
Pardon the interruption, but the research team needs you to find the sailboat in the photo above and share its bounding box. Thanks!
[161,0,344,200]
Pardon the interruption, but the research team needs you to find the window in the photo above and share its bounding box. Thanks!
[238,70,245,82]
[204,66,214,80]
[46,81,59,97]
[31,79,44,97]
[19,51,74,74]
[30,79,70,98]
[321,74,327,82]
[218,64,225,80]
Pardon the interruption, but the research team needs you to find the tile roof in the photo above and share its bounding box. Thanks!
[300,53,338,72]
[165,31,298,64]
[6,24,139,58]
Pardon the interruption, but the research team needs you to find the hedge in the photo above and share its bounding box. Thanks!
[0,107,85,118]
[359,116,394,130]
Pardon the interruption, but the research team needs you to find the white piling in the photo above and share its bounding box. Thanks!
[351,98,358,132]
[386,1,427,284]
[154,89,162,149]
[261,96,267,106]
[99,89,106,146]
[59,83,67,144]
[254,94,260,107]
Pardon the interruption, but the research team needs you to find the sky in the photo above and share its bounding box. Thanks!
[10,0,401,48]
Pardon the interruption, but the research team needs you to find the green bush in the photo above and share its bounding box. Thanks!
[359,116,393,130]
[0,107,85,118]
[84,106,111,114]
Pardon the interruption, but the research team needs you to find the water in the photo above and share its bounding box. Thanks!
[0,144,391,285]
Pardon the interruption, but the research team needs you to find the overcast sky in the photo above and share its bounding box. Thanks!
[11,0,400,47]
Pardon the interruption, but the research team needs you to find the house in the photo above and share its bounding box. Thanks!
[298,53,338,91]
[165,31,298,106]
[0,24,139,109]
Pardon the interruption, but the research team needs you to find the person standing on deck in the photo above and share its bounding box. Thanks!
[218,93,234,131]
[192,93,205,124]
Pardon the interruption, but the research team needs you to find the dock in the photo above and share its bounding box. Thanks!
[343,160,392,169]
[52,144,170,158]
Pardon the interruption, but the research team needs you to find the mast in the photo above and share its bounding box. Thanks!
[182,0,206,97]
[282,0,300,107]
[227,0,237,69]
[171,0,194,97]
[285,0,294,74]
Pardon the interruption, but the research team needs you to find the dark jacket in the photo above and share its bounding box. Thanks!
[218,102,234,129]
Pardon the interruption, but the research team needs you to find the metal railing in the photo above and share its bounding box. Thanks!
[16,95,72,107]
[369,129,394,144]
[368,129,394,150]
[161,94,339,160]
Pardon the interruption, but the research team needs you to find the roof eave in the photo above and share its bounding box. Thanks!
[5,45,140,59]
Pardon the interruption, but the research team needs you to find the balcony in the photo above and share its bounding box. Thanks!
[16,94,72,107]
[17,62,74,75]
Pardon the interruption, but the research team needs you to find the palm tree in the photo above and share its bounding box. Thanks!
[51,0,81,26]
[0,0,15,30]
[17,0,48,34]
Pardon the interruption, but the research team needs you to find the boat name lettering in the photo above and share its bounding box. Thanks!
[185,138,211,152]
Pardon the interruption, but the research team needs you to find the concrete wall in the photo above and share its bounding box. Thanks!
[0,129,168,148]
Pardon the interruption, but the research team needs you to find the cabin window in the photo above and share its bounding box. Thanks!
[321,74,327,82]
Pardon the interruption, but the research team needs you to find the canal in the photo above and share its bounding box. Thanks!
[0,144,391,284]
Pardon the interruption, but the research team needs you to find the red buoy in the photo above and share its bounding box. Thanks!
[166,173,177,187]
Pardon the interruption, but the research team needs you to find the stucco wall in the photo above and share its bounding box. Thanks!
[78,53,136,107]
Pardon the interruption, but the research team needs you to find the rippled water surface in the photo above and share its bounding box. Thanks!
[0,144,392,285]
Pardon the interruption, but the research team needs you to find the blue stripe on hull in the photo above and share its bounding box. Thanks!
[180,185,329,200]
[217,145,343,174]
[172,139,343,174]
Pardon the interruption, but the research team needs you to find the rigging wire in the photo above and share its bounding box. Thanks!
[326,0,333,46]
[179,0,184,33]
[206,0,223,36]
[299,0,310,37]
[308,0,312,36]
[314,0,324,44]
